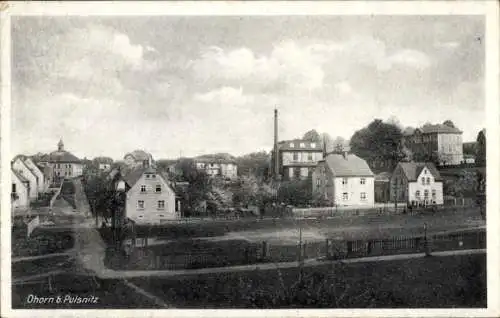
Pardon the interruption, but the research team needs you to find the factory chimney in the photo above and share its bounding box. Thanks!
[274,108,280,181]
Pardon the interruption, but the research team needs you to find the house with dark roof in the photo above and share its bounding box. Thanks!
[109,165,181,224]
[312,153,375,206]
[276,139,324,181]
[40,139,83,185]
[390,162,443,206]
[11,168,30,209]
[403,123,463,166]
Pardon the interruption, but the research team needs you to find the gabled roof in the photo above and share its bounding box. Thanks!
[124,150,152,161]
[12,158,38,180]
[324,153,374,177]
[396,162,442,181]
[120,166,175,192]
[12,168,29,183]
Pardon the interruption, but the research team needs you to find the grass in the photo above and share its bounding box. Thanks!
[12,256,73,278]
[129,254,486,308]
[12,229,74,257]
[12,274,164,309]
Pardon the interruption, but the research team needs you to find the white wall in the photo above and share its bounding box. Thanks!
[12,159,38,200]
[125,172,178,224]
[333,176,374,206]
[24,158,46,193]
[11,171,29,209]
[282,151,323,165]
[407,168,444,205]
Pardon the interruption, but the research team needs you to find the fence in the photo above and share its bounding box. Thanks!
[108,228,486,271]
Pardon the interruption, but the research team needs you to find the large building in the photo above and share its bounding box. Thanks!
[276,139,324,180]
[35,139,83,185]
[312,152,375,206]
[390,162,444,206]
[194,157,238,179]
[109,164,181,224]
[403,124,463,166]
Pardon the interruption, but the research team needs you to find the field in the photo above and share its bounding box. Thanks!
[128,253,486,308]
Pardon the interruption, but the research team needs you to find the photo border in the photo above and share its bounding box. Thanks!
[1,1,499,317]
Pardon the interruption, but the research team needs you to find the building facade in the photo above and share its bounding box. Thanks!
[111,165,181,224]
[12,157,39,200]
[277,139,324,181]
[374,172,391,203]
[312,153,375,206]
[124,150,154,168]
[11,169,30,209]
[35,139,83,185]
[390,162,444,206]
[94,157,114,171]
[194,159,238,179]
[403,124,463,166]
[23,157,46,193]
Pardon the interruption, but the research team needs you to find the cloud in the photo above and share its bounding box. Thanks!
[434,41,460,49]
[194,86,252,106]
[334,81,353,95]
[387,49,431,70]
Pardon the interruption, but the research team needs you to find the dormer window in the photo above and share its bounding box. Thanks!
[146,174,150,179]
[156,185,162,193]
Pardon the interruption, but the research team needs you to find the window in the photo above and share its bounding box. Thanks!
[308,153,313,161]
[415,190,420,198]
[146,174,150,179]
[289,142,295,148]
[432,190,436,199]
[342,192,348,201]
[158,200,165,209]
[293,152,298,161]
[69,164,72,168]
[140,185,146,193]
[424,190,429,199]
[69,171,72,176]
[138,200,145,209]
[301,168,308,177]
[311,143,316,148]
[424,169,427,174]
[426,177,430,185]
[152,174,156,178]
[57,172,60,176]
[300,143,305,148]
[421,177,425,185]
[294,168,301,179]
[360,178,366,185]
[342,178,348,185]
[156,185,162,193]
[316,179,321,186]
[12,184,16,193]
[138,215,143,218]
[360,192,367,200]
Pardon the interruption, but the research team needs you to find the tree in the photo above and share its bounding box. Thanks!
[232,176,274,207]
[277,180,312,207]
[349,119,406,172]
[443,120,455,128]
[235,151,271,178]
[476,129,486,167]
[303,129,322,142]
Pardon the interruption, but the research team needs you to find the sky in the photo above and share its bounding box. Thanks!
[11,15,485,160]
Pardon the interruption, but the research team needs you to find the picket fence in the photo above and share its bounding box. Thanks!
[118,229,486,271]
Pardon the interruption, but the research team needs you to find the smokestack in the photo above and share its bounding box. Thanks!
[274,108,279,181]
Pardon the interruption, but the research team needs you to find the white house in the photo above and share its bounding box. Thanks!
[12,157,39,200]
[312,152,375,206]
[194,158,238,179]
[113,165,181,224]
[390,162,444,206]
[11,168,30,209]
[23,157,46,193]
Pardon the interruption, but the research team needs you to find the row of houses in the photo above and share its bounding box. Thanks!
[311,151,444,207]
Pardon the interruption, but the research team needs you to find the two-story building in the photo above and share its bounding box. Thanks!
[11,168,30,210]
[312,152,374,206]
[403,124,463,166]
[110,165,182,224]
[36,139,83,185]
[390,162,444,206]
[194,158,238,179]
[276,139,324,180]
